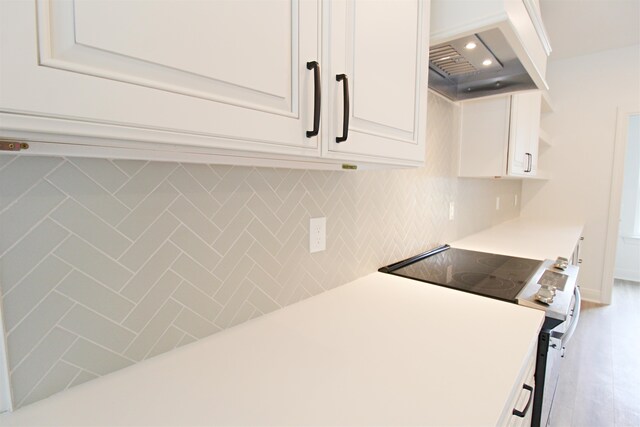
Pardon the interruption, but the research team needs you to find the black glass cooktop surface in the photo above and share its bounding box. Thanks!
[380,246,542,302]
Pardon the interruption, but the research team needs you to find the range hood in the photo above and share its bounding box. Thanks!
[428,0,551,102]
[429,28,538,101]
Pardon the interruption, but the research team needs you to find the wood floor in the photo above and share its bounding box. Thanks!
[548,280,640,426]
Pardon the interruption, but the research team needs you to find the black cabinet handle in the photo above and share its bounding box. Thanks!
[525,153,533,172]
[512,384,534,418]
[306,61,321,138]
[336,74,349,143]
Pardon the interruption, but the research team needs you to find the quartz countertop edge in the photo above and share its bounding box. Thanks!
[450,217,585,261]
[0,272,544,426]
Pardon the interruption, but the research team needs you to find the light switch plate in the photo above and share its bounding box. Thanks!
[309,217,326,253]
[448,202,455,221]
[495,196,501,210]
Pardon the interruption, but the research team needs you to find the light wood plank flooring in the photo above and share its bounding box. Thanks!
[548,280,640,426]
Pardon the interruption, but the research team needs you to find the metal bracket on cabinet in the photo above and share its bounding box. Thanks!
[0,140,29,152]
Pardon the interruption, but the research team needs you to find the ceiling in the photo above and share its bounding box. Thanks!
[540,0,640,61]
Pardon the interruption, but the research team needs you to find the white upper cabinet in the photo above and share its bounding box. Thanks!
[324,0,429,166]
[0,0,320,159]
[0,0,430,169]
[507,91,541,176]
[459,91,541,178]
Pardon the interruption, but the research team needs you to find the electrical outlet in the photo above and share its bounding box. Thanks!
[495,196,501,210]
[514,194,518,207]
[309,217,326,253]
[449,202,455,221]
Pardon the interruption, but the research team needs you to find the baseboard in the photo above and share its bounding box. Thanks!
[579,287,602,303]
[614,269,640,283]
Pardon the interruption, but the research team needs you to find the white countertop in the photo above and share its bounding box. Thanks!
[0,273,544,426]
[450,217,584,261]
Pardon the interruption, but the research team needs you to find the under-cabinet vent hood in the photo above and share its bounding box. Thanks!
[428,0,551,102]
[428,28,538,101]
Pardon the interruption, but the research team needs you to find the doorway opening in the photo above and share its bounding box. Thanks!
[613,114,640,285]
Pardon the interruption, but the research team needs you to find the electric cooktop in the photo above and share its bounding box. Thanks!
[379,245,542,302]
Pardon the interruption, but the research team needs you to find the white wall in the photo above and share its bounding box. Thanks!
[615,114,640,282]
[521,44,640,301]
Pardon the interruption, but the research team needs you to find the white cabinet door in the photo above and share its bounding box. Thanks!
[508,92,542,176]
[459,91,541,178]
[323,0,428,165]
[0,0,320,158]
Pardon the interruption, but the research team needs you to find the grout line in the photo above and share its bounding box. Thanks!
[113,181,181,235]
[55,324,137,365]
[58,159,127,200]
[51,289,139,336]
[173,301,219,331]
[180,163,215,193]
[167,227,223,273]
[167,194,222,244]
[246,277,282,310]
[171,325,199,345]
[64,366,85,390]
[168,270,222,309]
[9,301,77,374]
[118,239,180,296]
[61,360,101,380]
[115,205,180,265]
[167,251,221,295]
[207,177,252,223]
[119,263,181,340]
[227,299,257,328]
[50,201,135,245]
[107,158,145,183]
[16,335,80,409]
[51,254,134,300]
[0,158,66,216]
[141,305,185,361]
[0,191,69,259]
[47,218,136,276]
[170,217,224,259]
[112,163,179,224]
[174,164,222,217]
[3,232,70,298]
[5,259,75,336]
[43,162,133,222]
[53,264,139,307]
[212,278,254,328]
[0,154,17,173]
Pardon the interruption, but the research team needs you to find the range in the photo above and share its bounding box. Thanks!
[379,245,581,427]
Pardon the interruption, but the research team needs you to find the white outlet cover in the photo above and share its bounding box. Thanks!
[496,197,501,210]
[448,202,455,221]
[514,194,518,207]
[309,217,326,253]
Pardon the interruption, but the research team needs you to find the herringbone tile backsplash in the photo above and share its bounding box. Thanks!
[0,94,521,408]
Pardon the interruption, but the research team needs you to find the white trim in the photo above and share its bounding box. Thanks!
[579,287,602,303]
[602,106,640,305]
[614,269,640,283]
[0,302,14,413]
[521,0,552,56]
[621,235,640,244]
